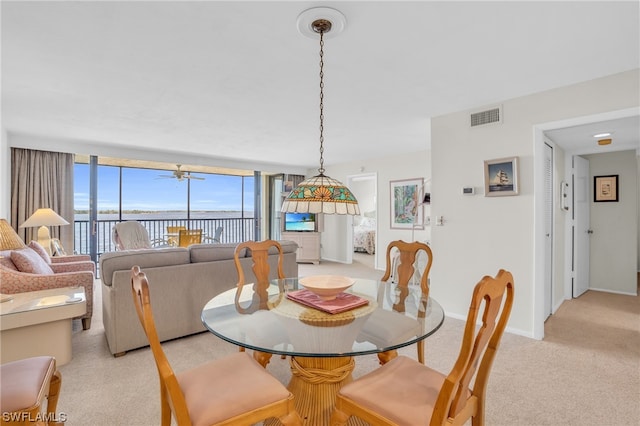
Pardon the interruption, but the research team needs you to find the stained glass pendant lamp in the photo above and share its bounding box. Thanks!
[281,8,360,215]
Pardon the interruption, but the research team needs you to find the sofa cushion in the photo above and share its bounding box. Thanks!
[275,240,298,254]
[99,247,190,286]
[10,248,54,275]
[28,241,51,264]
[0,254,18,271]
[189,243,245,263]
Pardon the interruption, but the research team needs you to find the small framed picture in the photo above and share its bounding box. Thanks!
[484,156,519,197]
[390,178,424,229]
[594,175,618,202]
[51,238,67,256]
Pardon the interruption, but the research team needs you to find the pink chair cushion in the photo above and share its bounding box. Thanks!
[337,355,468,425]
[177,351,291,425]
[10,248,54,275]
[28,241,51,264]
[0,356,55,412]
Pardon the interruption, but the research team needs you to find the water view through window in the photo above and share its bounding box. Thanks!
[74,163,255,254]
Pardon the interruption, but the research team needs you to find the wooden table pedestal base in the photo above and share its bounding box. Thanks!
[265,356,367,426]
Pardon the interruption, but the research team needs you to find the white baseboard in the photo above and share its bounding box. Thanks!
[443,312,535,340]
[588,287,638,296]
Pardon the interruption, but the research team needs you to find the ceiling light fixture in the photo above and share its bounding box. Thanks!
[593,132,612,138]
[281,8,360,215]
[597,138,612,146]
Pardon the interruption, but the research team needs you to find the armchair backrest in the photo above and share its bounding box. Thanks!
[112,222,152,250]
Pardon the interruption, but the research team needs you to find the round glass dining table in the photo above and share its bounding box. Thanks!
[201,277,444,425]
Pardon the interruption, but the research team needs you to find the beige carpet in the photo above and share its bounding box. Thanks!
[57,262,639,425]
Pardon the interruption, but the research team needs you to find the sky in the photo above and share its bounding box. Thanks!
[74,164,254,212]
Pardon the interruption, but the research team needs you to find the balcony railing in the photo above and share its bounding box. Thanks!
[74,217,255,261]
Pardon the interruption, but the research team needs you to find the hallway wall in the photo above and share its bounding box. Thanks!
[584,150,638,295]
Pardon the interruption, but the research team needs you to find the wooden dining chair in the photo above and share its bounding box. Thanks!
[130,266,302,426]
[233,240,288,366]
[233,239,286,314]
[0,356,62,426]
[379,239,433,364]
[166,226,186,246]
[330,269,514,426]
[177,229,202,247]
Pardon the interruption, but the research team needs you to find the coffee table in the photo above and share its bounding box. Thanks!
[0,286,86,365]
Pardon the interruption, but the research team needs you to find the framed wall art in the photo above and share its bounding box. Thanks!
[390,178,423,229]
[51,238,67,256]
[594,175,618,202]
[484,156,519,197]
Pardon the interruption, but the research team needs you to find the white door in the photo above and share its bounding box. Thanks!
[573,155,590,297]
[543,143,553,319]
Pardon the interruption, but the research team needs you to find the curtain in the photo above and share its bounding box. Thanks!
[285,174,305,188]
[11,148,75,252]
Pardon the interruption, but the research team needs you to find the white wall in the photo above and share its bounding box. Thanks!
[584,150,638,294]
[318,150,431,267]
[349,179,376,216]
[430,69,639,338]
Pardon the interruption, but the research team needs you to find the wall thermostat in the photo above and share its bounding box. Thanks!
[462,187,475,195]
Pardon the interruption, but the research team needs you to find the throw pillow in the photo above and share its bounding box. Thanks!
[10,248,54,275]
[28,241,51,264]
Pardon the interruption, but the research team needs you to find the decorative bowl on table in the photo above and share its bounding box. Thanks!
[298,275,355,301]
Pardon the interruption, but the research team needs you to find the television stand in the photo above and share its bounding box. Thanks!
[282,232,320,264]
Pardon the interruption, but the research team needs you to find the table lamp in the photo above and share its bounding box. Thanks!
[20,208,69,255]
[0,219,27,250]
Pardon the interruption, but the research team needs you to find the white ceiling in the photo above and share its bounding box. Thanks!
[2,1,639,170]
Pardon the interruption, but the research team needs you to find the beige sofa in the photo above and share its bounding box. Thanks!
[99,241,298,356]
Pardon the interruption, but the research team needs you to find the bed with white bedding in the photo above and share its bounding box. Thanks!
[353,217,376,254]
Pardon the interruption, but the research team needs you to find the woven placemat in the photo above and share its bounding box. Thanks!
[273,294,377,327]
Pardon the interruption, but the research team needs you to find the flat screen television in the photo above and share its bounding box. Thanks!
[284,213,316,232]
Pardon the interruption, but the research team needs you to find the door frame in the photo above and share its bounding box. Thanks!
[346,172,378,269]
[533,107,638,340]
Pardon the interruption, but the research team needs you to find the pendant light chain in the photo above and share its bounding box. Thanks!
[281,10,359,215]
[318,29,325,175]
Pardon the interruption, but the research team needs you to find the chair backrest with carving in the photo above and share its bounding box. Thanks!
[130,266,190,424]
[178,229,202,247]
[381,240,433,313]
[233,240,285,314]
[432,269,514,424]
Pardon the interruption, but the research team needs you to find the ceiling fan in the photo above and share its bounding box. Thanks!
[157,164,205,181]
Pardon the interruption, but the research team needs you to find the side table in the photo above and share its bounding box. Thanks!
[0,286,86,365]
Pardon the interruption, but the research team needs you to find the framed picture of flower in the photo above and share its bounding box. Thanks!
[390,178,423,229]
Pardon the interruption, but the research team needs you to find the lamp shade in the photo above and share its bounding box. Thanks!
[281,174,360,215]
[0,219,27,250]
[20,208,69,228]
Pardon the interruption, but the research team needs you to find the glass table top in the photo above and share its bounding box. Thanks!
[201,277,444,358]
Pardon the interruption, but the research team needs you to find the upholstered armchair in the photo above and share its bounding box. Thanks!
[0,244,96,330]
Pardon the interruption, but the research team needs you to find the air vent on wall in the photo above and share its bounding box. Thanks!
[470,105,502,127]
